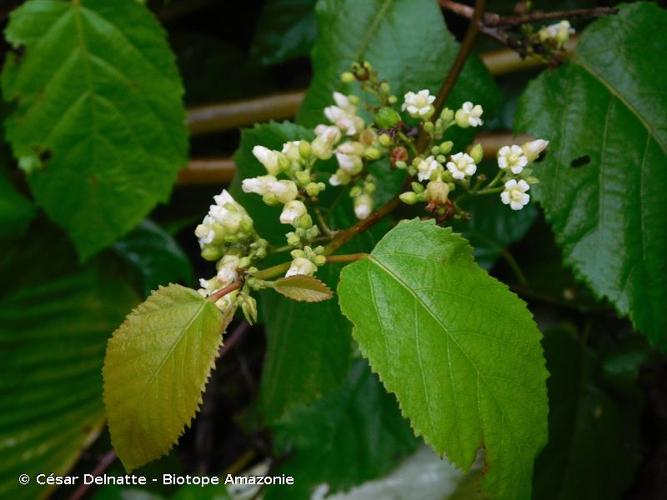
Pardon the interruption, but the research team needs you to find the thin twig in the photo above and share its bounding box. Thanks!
[219,321,250,358]
[416,0,487,150]
[69,451,117,500]
[488,6,618,26]
[326,253,368,263]
[208,281,242,303]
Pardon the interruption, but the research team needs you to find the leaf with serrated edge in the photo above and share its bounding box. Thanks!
[274,275,333,302]
[1,0,188,259]
[103,284,229,471]
[515,3,667,345]
[338,219,548,500]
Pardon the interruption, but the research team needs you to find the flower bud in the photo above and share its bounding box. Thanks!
[280,200,308,225]
[423,121,434,133]
[240,295,258,325]
[440,108,454,123]
[341,71,355,83]
[363,147,382,161]
[378,133,393,147]
[521,139,549,162]
[252,145,281,175]
[286,257,318,278]
[270,180,299,204]
[469,143,484,164]
[299,141,312,159]
[426,180,450,204]
[201,246,223,261]
[439,141,454,154]
[354,193,373,220]
[375,107,401,128]
[399,191,418,205]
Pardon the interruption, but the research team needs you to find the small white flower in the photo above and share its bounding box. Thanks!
[324,93,364,136]
[501,179,530,210]
[270,180,299,204]
[426,180,450,204]
[332,92,355,112]
[417,155,441,182]
[335,142,364,174]
[539,20,574,45]
[286,256,317,277]
[446,152,477,180]
[497,145,529,174]
[252,145,282,175]
[521,139,549,162]
[217,255,241,284]
[281,141,303,162]
[329,169,351,186]
[402,89,436,119]
[209,204,242,231]
[312,125,342,159]
[213,189,235,206]
[454,101,484,128]
[242,175,277,196]
[354,193,373,220]
[280,200,308,225]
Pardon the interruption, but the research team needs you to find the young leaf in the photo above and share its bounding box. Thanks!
[298,0,500,128]
[103,284,229,471]
[2,0,188,259]
[515,3,667,346]
[0,222,138,500]
[265,361,418,499]
[338,219,548,500]
[273,275,333,302]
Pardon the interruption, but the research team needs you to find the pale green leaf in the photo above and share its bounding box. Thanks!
[2,0,188,259]
[298,0,500,129]
[0,222,138,500]
[338,219,548,500]
[515,3,667,345]
[273,275,333,302]
[103,284,228,471]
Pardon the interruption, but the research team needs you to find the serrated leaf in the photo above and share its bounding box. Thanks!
[338,219,548,500]
[266,360,418,499]
[2,0,188,259]
[0,222,138,500]
[112,219,194,297]
[298,0,500,129]
[515,3,667,345]
[534,327,642,500]
[103,284,229,471]
[273,275,333,302]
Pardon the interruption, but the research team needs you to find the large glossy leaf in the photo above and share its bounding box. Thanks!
[298,0,500,127]
[2,0,188,259]
[515,3,667,346]
[0,223,138,500]
[103,284,228,471]
[266,360,418,499]
[533,328,642,500]
[338,219,548,500]
[112,219,194,297]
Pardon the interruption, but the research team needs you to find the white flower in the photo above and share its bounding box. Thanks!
[252,145,282,175]
[286,257,317,277]
[402,89,435,119]
[329,169,351,186]
[354,194,373,220]
[281,141,303,162]
[242,175,277,196]
[417,155,441,181]
[454,101,484,128]
[312,125,342,159]
[270,180,299,204]
[280,200,308,225]
[539,20,575,45]
[446,152,477,180]
[324,93,363,136]
[521,139,549,162]
[213,190,234,206]
[208,189,246,231]
[195,220,215,245]
[335,142,364,174]
[426,180,450,204]
[501,179,530,210]
[217,255,241,284]
[332,92,355,112]
[497,145,529,174]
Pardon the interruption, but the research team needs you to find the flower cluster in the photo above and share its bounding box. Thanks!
[538,20,575,48]
[194,190,267,318]
[497,139,548,210]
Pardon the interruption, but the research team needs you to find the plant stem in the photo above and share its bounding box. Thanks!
[326,253,368,263]
[207,281,242,302]
[253,262,291,280]
[501,249,528,286]
[69,451,117,500]
[416,0,487,151]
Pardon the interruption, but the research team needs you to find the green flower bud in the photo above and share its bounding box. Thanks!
[363,147,382,161]
[350,186,362,197]
[296,213,313,229]
[375,107,401,128]
[388,95,397,104]
[378,133,393,147]
[469,143,484,164]
[440,108,454,123]
[423,121,434,133]
[379,82,391,94]
[411,182,425,194]
[439,141,454,154]
[299,141,312,159]
[399,191,419,205]
[262,193,279,206]
[201,246,223,261]
[240,295,258,325]
[286,232,300,246]
[314,255,326,266]
[341,71,355,83]
[395,160,407,169]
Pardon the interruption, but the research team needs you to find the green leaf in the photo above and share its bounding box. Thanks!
[112,219,194,297]
[0,222,138,500]
[273,275,333,302]
[103,284,228,471]
[259,265,353,422]
[453,193,538,269]
[297,0,500,128]
[2,0,188,259]
[250,0,317,66]
[533,327,642,500]
[230,122,314,245]
[266,360,419,499]
[338,219,548,500]
[515,3,667,345]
